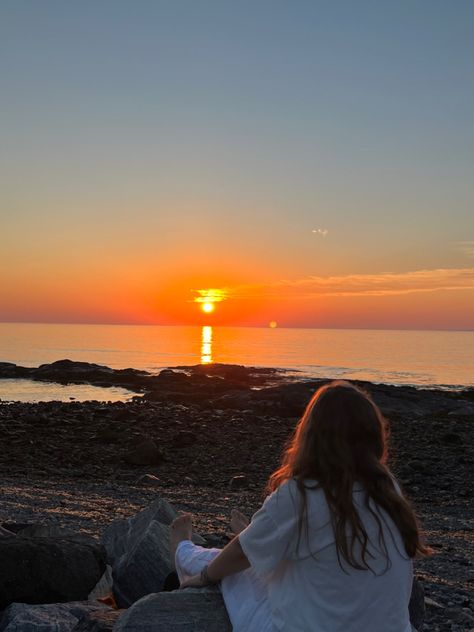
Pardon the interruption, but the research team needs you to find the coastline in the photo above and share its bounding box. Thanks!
[0,361,473,631]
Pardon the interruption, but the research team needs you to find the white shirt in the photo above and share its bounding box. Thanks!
[239,479,413,632]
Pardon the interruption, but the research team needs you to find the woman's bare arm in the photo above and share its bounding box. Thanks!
[180,535,250,588]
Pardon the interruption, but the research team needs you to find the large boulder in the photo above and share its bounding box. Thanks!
[102,498,179,568]
[102,498,205,608]
[0,602,109,632]
[111,521,172,608]
[113,590,232,631]
[0,536,106,609]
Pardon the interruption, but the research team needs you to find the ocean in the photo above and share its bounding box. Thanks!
[0,323,473,402]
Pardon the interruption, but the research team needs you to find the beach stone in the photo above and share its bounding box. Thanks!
[113,590,232,631]
[0,601,108,632]
[134,474,161,487]
[229,474,248,489]
[425,597,444,609]
[123,439,164,466]
[0,537,106,609]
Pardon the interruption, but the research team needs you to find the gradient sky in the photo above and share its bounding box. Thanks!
[1,1,473,329]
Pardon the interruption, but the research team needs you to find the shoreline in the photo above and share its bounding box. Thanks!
[1,358,474,397]
[0,361,473,631]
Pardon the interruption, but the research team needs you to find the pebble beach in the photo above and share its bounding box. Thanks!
[0,361,473,631]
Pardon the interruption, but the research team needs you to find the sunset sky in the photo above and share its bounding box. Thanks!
[1,1,473,329]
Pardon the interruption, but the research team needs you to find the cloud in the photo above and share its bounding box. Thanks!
[225,268,474,300]
[312,228,328,237]
[192,288,230,303]
[456,241,474,259]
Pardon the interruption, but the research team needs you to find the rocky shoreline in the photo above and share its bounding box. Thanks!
[1,361,473,631]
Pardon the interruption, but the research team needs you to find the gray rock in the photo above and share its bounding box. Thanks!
[229,475,248,490]
[102,498,204,569]
[134,474,161,487]
[102,498,207,608]
[113,590,232,631]
[0,602,108,632]
[17,524,96,546]
[0,537,106,609]
[112,521,173,607]
[88,566,114,601]
[101,498,179,568]
[71,608,123,632]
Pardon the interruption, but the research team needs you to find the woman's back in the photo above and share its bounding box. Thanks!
[239,479,413,632]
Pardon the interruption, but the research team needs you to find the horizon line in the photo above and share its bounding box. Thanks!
[0,320,473,334]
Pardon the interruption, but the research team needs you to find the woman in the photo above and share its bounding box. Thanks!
[170,380,429,631]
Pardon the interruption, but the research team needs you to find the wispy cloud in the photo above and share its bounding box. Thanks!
[224,268,474,300]
[191,288,230,303]
[456,241,474,259]
[312,228,329,237]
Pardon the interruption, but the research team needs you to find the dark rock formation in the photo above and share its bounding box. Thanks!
[0,537,106,609]
[0,360,148,393]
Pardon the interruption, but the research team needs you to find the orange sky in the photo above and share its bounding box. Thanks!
[2,259,473,329]
[1,3,474,330]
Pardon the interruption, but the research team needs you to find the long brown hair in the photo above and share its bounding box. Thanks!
[268,380,430,570]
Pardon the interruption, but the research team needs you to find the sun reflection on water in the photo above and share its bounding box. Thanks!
[201,326,213,364]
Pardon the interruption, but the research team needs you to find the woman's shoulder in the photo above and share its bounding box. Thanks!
[261,478,328,525]
[268,477,325,507]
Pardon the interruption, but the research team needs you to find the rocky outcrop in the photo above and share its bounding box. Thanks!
[0,360,148,392]
[2,359,473,419]
[0,536,106,609]
[113,590,232,632]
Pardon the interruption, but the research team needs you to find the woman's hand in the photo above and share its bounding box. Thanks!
[180,574,207,589]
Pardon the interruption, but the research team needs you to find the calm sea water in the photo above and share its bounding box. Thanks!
[0,323,473,401]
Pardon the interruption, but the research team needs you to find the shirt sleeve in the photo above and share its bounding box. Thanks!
[238,481,300,576]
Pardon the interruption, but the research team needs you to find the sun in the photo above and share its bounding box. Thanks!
[202,302,215,314]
